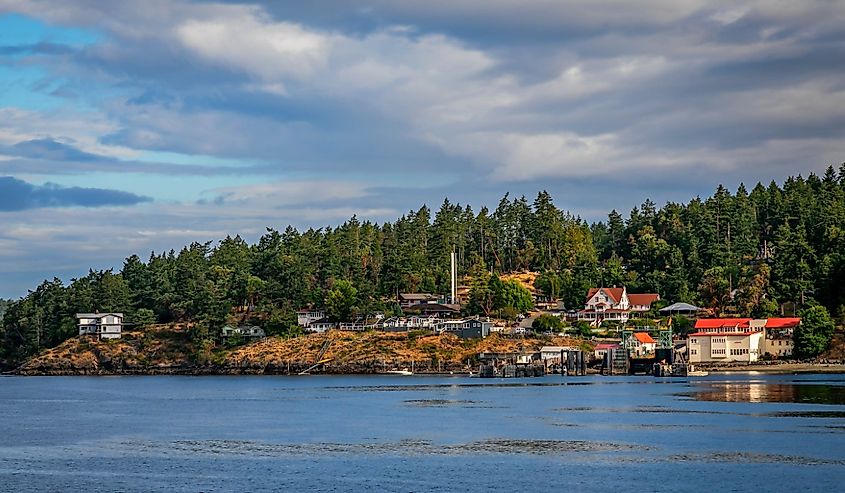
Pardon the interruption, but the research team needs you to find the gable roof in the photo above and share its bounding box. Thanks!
[633,332,655,344]
[694,318,752,329]
[628,294,660,306]
[586,287,624,304]
[765,317,801,328]
[659,302,702,312]
[400,293,436,300]
[76,313,123,319]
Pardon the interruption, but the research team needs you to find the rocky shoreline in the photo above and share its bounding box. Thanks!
[701,361,845,374]
[7,325,582,377]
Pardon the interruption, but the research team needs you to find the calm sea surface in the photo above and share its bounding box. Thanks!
[2,373,845,492]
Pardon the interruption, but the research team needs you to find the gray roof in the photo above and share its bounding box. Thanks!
[659,302,702,312]
[76,313,124,318]
[400,293,436,300]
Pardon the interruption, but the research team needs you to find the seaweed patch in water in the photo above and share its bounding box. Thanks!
[668,451,845,466]
[760,411,845,418]
[143,438,649,458]
[403,399,504,408]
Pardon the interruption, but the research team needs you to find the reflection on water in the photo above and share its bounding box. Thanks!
[689,383,845,405]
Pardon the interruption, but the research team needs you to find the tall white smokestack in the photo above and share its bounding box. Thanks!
[451,251,457,304]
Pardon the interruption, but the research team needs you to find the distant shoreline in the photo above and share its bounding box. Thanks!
[8,363,845,377]
[703,363,845,374]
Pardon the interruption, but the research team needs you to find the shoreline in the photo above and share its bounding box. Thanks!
[703,363,845,374]
[7,363,845,377]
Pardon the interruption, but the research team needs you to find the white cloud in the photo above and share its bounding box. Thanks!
[176,14,330,82]
[207,180,372,206]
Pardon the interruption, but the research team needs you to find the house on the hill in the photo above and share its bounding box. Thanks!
[398,293,438,308]
[77,313,124,340]
[221,325,266,340]
[406,302,461,318]
[297,308,325,328]
[436,318,491,338]
[576,287,660,324]
[307,318,335,333]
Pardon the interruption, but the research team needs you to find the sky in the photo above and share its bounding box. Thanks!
[0,1,843,298]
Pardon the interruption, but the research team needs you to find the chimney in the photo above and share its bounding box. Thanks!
[451,250,457,304]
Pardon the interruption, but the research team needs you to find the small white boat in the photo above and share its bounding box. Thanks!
[386,369,413,376]
[687,370,709,377]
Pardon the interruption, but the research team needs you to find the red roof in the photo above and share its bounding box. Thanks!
[688,331,762,337]
[586,287,624,304]
[765,317,801,328]
[628,293,660,307]
[694,318,752,329]
[594,343,619,350]
[634,332,655,343]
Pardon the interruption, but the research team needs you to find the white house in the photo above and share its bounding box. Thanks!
[539,346,576,363]
[297,309,325,327]
[221,325,266,339]
[576,287,659,324]
[687,318,764,363]
[308,318,335,333]
[77,313,124,340]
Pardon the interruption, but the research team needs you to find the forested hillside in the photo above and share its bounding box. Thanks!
[3,166,845,362]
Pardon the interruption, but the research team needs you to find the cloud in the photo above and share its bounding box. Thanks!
[6,137,106,161]
[1,0,845,296]
[0,175,151,211]
[205,180,372,206]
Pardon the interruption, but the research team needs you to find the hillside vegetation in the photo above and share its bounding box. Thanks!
[4,168,845,364]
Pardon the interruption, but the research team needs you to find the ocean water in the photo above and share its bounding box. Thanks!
[1,373,844,492]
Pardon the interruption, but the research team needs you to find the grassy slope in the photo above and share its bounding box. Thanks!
[17,324,591,375]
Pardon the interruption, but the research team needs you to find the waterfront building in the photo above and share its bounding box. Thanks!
[687,318,762,363]
[687,317,801,363]
[762,317,800,358]
[539,346,576,366]
[76,313,124,340]
[630,332,656,356]
[593,342,620,360]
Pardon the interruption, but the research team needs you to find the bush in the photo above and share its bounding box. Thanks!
[532,314,564,333]
[794,305,835,359]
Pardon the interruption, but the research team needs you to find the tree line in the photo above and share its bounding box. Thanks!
[3,166,845,362]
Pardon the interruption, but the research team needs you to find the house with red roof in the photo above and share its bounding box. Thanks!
[576,286,660,324]
[630,332,656,356]
[687,317,800,363]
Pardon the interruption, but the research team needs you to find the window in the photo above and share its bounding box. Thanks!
[691,349,697,355]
